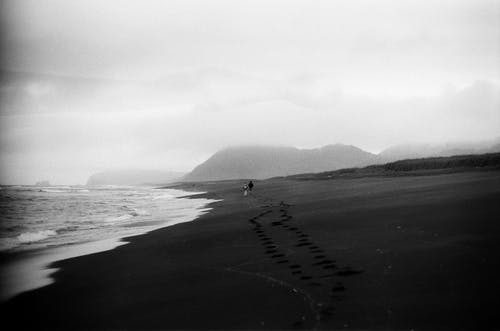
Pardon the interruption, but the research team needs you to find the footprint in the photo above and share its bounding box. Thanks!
[319,274,335,279]
[331,285,345,292]
[289,264,301,269]
[271,222,282,226]
[296,242,312,247]
[292,270,302,275]
[272,253,285,258]
[336,268,363,276]
[323,264,337,270]
[313,260,332,266]
[290,227,299,230]
[276,259,289,264]
[314,255,326,259]
[300,275,313,280]
[266,250,277,254]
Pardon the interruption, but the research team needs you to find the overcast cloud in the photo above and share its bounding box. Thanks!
[1,0,499,184]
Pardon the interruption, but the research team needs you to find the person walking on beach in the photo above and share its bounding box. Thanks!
[243,184,248,196]
[248,180,254,192]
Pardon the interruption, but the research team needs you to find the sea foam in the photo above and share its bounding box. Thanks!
[17,230,57,243]
[0,186,219,302]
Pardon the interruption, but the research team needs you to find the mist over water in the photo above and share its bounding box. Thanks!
[0,185,215,252]
[0,184,218,301]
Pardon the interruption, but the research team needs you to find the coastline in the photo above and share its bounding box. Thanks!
[0,238,128,302]
[2,170,500,329]
[0,187,217,303]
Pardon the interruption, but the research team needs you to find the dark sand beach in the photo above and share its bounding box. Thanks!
[2,169,500,330]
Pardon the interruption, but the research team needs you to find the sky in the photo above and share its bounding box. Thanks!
[1,0,499,184]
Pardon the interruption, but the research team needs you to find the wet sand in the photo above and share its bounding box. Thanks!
[2,170,500,329]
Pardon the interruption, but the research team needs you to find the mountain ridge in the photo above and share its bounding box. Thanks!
[183,144,381,181]
[183,139,500,182]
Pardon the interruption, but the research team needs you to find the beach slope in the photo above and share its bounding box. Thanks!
[2,170,500,329]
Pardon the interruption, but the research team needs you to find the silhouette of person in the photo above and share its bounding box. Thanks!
[248,180,254,192]
[243,184,248,196]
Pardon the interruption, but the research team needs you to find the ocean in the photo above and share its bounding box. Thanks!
[0,185,217,301]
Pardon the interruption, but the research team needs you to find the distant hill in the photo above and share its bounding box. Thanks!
[86,170,185,186]
[289,152,500,180]
[379,139,500,161]
[183,144,380,181]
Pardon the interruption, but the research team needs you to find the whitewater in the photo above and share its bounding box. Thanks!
[0,185,217,301]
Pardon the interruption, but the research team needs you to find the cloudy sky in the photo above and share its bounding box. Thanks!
[1,0,499,184]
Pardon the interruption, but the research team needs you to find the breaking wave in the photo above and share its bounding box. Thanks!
[0,186,216,253]
[17,230,57,243]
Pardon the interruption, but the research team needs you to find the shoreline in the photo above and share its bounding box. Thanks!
[0,187,218,303]
[2,169,500,329]
[0,238,129,303]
